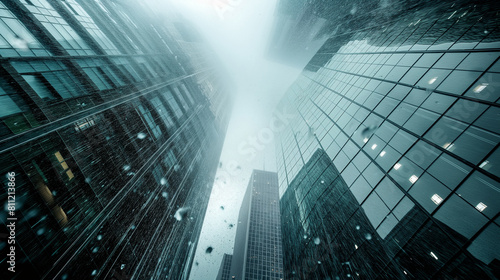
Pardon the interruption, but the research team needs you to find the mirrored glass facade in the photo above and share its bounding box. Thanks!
[276,0,500,279]
[0,1,232,279]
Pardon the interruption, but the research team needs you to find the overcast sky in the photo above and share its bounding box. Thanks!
[151,0,302,279]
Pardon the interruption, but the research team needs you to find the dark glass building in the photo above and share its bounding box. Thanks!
[230,170,284,280]
[0,0,232,279]
[276,0,500,279]
[217,253,233,280]
[280,149,405,279]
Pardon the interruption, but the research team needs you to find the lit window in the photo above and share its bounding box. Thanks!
[476,202,487,212]
[394,163,402,170]
[380,151,386,157]
[371,144,377,150]
[431,194,443,205]
[479,161,489,169]
[473,83,488,93]
[363,137,369,143]
[443,143,454,150]
[409,175,418,184]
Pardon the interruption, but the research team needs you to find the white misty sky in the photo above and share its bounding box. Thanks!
[147,0,302,279]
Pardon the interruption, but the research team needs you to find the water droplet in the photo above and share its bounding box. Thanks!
[85,177,91,183]
[92,247,99,253]
[361,125,379,138]
[160,178,168,185]
[12,36,29,51]
[91,269,97,276]
[37,228,45,235]
[123,165,131,171]
[137,132,147,139]
[355,225,360,230]
[120,264,125,270]
[205,246,213,254]
[365,233,372,240]
[97,234,103,240]
[314,237,321,245]
[318,260,322,264]
[162,192,168,198]
[174,207,190,221]
[303,235,308,239]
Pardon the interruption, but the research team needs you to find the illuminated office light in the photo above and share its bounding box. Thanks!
[476,202,487,212]
[479,161,489,168]
[363,137,369,143]
[394,163,402,170]
[443,143,454,150]
[371,144,377,150]
[409,175,418,184]
[431,194,443,205]
[473,83,488,93]
[428,77,438,84]
[430,252,439,260]
[380,151,386,157]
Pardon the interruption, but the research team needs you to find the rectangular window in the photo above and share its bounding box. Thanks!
[22,74,57,100]
[165,91,183,119]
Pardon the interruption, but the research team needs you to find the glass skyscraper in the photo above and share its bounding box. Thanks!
[0,0,232,279]
[217,253,233,280]
[230,170,284,280]
[275,0,500,279]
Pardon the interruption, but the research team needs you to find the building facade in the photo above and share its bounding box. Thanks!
[0,0,232,279]
[276,0,500,279]
[217,253,233,280]
[230,170,284,280]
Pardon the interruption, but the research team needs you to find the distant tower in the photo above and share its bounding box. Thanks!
[230,170,284,279]
[217,253,233,280]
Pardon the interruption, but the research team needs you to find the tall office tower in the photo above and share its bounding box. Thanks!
[275,0,500,279]
[217,253,233,280]
[0,1,232,279]
[230,170,284,280]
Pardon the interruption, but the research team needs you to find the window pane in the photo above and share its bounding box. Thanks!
[22,74,56,100]
[434,194,488,239]
[456,171,499,219]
